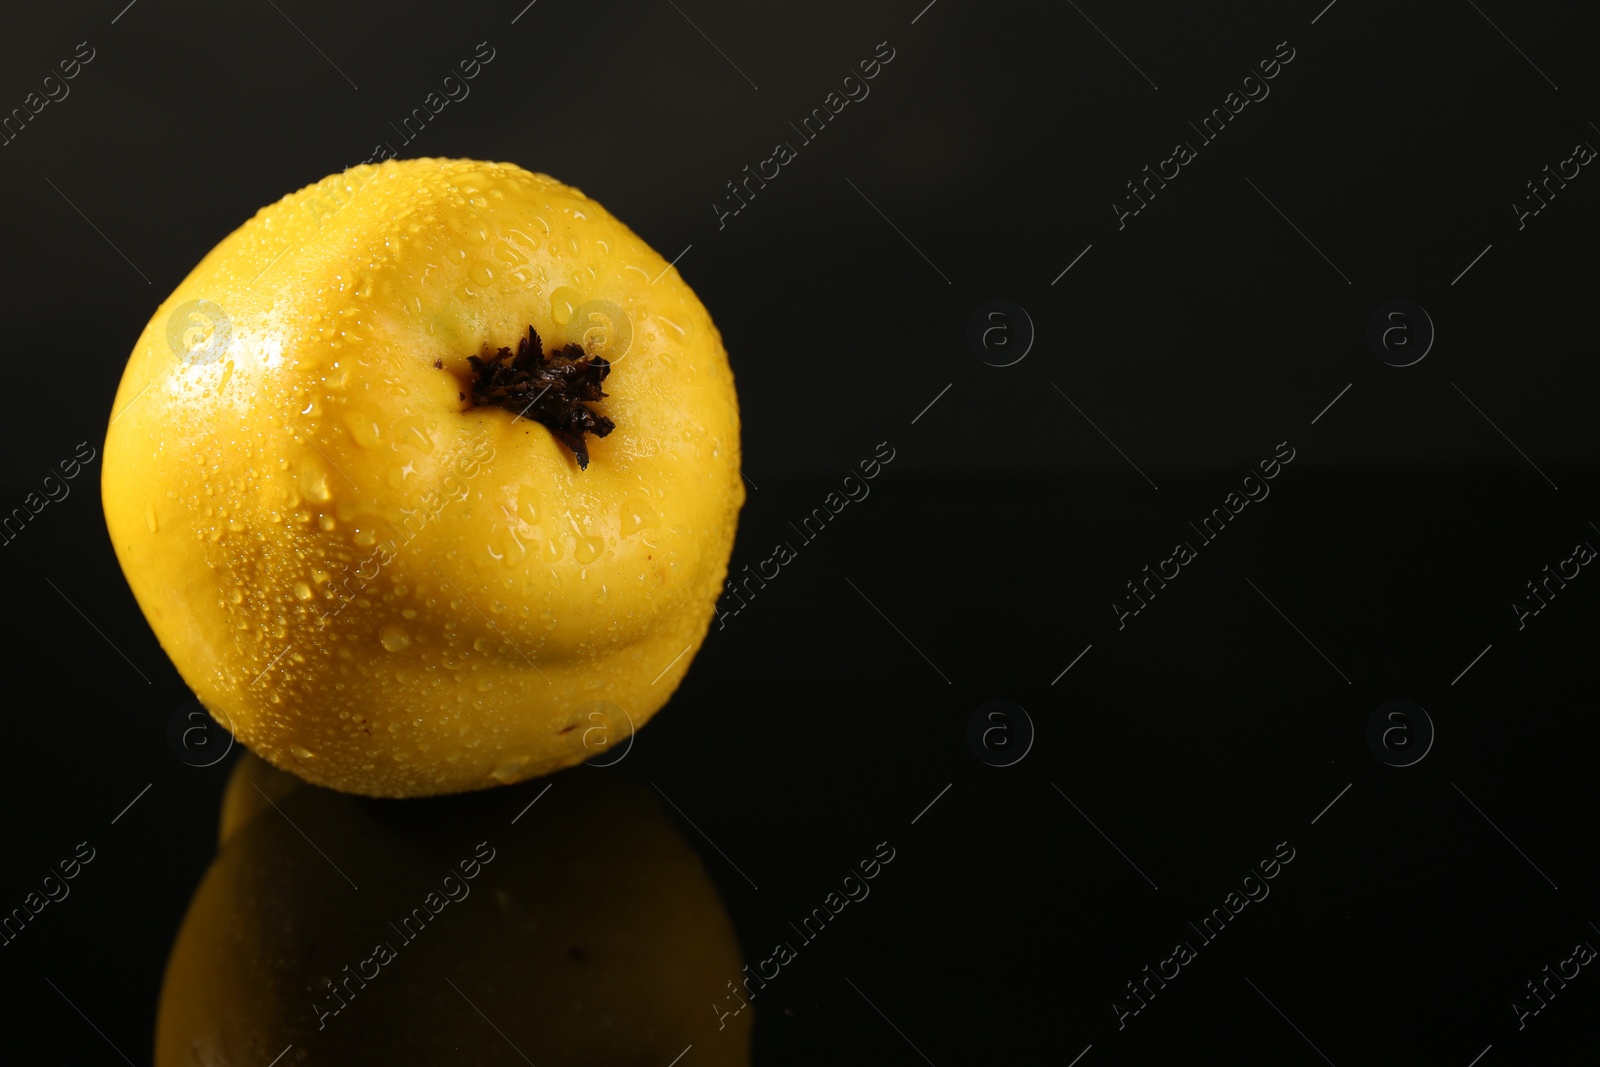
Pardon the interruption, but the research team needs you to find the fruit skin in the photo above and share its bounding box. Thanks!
[157,755,754,1066]
[103,158,743,797]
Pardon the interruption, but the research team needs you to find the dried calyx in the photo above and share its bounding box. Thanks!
[467,326,615,469]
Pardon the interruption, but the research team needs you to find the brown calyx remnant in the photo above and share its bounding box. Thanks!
[467,326,614,469]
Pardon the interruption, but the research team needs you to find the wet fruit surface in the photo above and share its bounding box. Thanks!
[102,158,744,797]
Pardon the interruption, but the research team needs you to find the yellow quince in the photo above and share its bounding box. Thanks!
[103,158,743,797]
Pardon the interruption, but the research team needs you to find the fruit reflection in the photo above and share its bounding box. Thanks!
[158,754,752,1065]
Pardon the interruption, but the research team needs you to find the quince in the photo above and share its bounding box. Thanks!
[103,159,743,797]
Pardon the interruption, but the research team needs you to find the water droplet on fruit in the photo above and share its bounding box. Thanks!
[619,496,657,536]
[397,418,434,453]
[488,526,526,567]
[516,486,540,525]
[574,535,604,564]
[380,624,412,652]
[491,756,530,784]
[144,504,158,533]
[290,745,315,760]
[293,581,313,601]
[344,411,383,448]
[550,286,580,325]
[299,464,333,502]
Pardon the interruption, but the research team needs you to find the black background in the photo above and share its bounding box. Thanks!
[2,0,1598,1064]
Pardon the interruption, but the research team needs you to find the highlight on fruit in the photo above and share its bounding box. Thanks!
[103,158,745,797]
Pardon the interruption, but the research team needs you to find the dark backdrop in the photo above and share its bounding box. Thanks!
[4,0,1598,478]
[2,1,1599,1065]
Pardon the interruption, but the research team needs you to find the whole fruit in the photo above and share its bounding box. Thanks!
[103,158,744,796]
